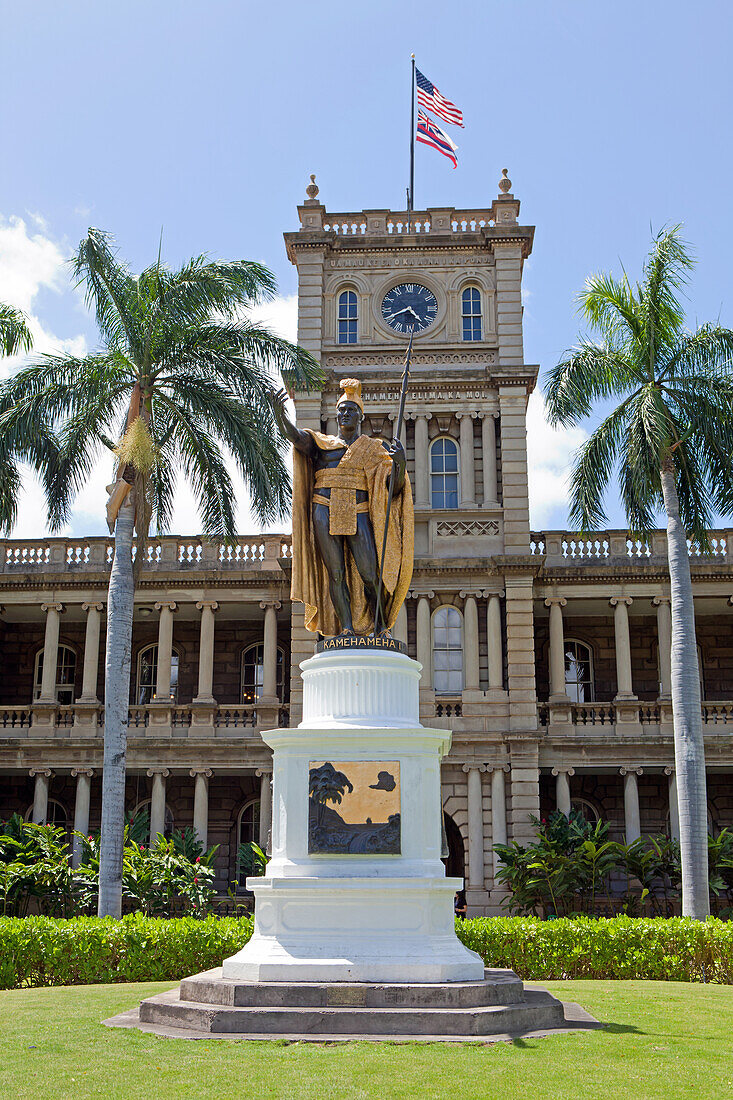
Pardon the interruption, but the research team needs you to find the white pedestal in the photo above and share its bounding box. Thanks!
[222,650,484,983]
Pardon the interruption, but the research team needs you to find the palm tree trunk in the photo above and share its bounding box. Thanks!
[97,493,136,918]
[660,460,710,919]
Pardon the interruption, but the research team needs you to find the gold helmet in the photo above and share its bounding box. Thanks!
[336,377,363,412]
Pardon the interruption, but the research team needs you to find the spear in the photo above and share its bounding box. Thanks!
[374,317,415,634]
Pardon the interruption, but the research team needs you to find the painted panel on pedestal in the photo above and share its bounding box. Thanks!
[308,760,401,854]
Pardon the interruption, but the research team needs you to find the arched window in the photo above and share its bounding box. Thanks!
[461,287,482,342]
[337,290,358,344]
[130,798,174,842]
[241,644,287,704]
[237,799,261,848]
[570,798,600,826]
[33,645,77,704]
[430,438,459,509]
[564,639,594,702]
[25,798,68,829]
[135,644,179,705]
[433,606,463,695]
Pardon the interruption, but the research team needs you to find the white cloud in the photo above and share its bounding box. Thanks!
[526,389,587,530]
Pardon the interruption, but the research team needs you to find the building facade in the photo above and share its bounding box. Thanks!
[1,177,731,914]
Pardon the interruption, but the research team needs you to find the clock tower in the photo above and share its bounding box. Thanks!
[284,173,539,914]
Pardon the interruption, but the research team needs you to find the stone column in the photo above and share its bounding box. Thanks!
[30,768,52,824]
[458,413,476,507]
[38,603,64,702]
[257,767,273,852]
[260,601,282,702]
[665,766,680,841]
[326,417,338,437]
[416,595,432,688]
[490,766,508,880]
[610,597,635,699]
[394,603,408,645]
[653,596,672,698]
[153,602,177,701]
[71,768,94,868]
[463,764,486,889]
[462,593,480,691]
[79,603,104,702]
[194,601,218,703]
[486,593,504,690]
[480,412,498,506]
[620,767,643,842]
[414,414,431,508]
[552,767,575,817]
[147,768,169,840]
[545,597,569,701]
[190,768,212,851]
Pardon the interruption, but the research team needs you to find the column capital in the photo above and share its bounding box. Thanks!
[196,600,219,612]
[407,411,432,422]
[71,767,95,778]
[41,602,64,614]
[154,602,177,613]
[461,763,487,773]
[259,600,282,612]
[407,589,435,601]
[652,596,671,607]
[478,409,500,420]
[664,766,675,776]
[29,767,53,779]
[551,767,575,777]
[480,588,504,600]
[457,410,479,420]
[255,767,273,778]
[189,767,213,779]
[486,763,511,774]
[544,596,567,609]
[458,590,480,601]
[619,766,643,777]
[81,601,104,613]
[610,595,633,608]
[147,767,170,778]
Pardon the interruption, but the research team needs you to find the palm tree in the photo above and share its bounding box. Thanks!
[0,228,322,917]
[545,226,733,919]
[0,303,32,358]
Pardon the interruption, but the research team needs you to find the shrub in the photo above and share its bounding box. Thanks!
[456,915,733,984]
[0,914,253,989]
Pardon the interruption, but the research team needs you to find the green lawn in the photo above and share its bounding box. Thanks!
[0,980,731,1099]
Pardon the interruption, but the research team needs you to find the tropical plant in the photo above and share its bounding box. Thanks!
[545,226,733,919]
[0,814,77,917]
[0,228,323,918]
[0,302,32,357]
[237,840,268,879]
[308,762,354,826]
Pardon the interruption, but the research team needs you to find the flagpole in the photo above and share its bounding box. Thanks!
[408,54,415,226]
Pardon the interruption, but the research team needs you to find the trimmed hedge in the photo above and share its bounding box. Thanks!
[0,914,731,989]
[457,916,733,984]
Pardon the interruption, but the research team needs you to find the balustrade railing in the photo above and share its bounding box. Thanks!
[435,698,462,718]
[538,699,733,729]
[530,529,733,566]
[0,533,291,574]
[0,706,31,728]
[317,208,498,237]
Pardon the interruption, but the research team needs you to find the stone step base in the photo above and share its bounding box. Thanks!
[138,987,566,1037]
[180,967,526,1009]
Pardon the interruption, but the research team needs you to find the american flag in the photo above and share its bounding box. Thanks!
[416,110,458,168]
[415,68,464,128]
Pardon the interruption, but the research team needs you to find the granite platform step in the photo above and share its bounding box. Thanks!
[178,967,526,1009]
[137,987,566,1037]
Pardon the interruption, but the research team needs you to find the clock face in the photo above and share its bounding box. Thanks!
[381,283,438,334]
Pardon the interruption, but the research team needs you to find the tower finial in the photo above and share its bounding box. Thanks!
[305,174,319,200]
[498,168,512,195]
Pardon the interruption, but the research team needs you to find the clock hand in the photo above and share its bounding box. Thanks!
[384,306,413,321]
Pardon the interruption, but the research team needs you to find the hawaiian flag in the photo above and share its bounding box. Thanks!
[416,110,458,168]
[416,68,464,128]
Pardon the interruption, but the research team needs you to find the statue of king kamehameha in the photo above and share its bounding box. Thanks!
[274,379,414,638]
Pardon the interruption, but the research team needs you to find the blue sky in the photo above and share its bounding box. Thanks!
[2,0,732,536]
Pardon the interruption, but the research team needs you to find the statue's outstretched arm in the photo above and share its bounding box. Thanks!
[383,439,406,495]
[273,389,317,457]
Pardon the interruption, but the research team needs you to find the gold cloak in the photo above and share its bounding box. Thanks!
[291,431,414,636]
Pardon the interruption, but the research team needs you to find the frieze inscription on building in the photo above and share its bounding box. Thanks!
[308,761,401,855]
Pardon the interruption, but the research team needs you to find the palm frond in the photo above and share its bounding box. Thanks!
[544,341,641,426]
[580,271,643,344]
[71,229,143,360]
[566,402,630,530]
[0,303,33,357]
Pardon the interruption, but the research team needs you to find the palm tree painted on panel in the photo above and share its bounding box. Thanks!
[0,229,323,917]
[309,763,354,827]
[545,226,733,919]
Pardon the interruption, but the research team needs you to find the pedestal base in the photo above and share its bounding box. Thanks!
[222,875,483,983]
